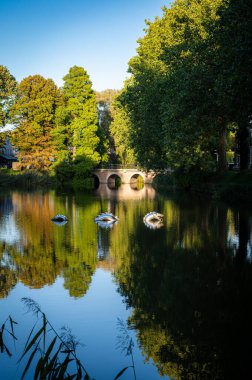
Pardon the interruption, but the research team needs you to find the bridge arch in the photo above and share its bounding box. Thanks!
[107,173,122,189]
[92,174,100,189]
[129,173,144,190]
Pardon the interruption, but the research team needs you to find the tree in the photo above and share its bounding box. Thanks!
[213,0,252,170]
[11,75,62,170]
[0,65,17,129]
[59,66,101,178]
[110,89,136,165]
[96,89,120,163]
[121,0,225,174]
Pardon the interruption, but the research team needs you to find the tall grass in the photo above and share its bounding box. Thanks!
[1,299,137,380]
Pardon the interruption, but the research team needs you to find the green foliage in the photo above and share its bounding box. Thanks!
[53,161,75,184]
[213,0,252,169]
[110,90,136,165]
[0,65,17,128]
[52,66,102,182]
[118,0,252,175]
[0,190,99,297]
[0,169,54,189]
[121,0,225,172]
[96,89,119,164]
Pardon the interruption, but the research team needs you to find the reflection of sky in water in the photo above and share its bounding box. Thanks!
[228,234,252,262]
[0,213,20,245]
[247,242,252,262]
[228,232,239,254]
[0,190,252,380]
[0,270,162,380]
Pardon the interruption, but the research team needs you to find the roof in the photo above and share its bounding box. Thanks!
[0,154,18,161]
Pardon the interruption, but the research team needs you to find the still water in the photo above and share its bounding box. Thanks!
[0,184,252,379]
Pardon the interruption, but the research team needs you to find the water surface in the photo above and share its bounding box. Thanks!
[0,185,252,379]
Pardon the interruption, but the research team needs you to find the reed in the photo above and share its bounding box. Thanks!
[1,299,137,380]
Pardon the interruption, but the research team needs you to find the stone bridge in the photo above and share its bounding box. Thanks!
[93,166,156,185]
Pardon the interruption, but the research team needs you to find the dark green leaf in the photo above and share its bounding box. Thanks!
[113,366,131,380]
[18,325,45,363]
[21,341,39,380]
[6,329,17,341]
[60,350,74,354]
[0,331,4,353]
[23,321,37,351]
[43,336,57,365]
[46,342,63,378]
[34,356,44,380]
[4,343,12,357]
[58,353,73,379]
[42,313,47,352]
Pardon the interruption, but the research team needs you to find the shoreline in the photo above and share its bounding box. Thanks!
[1,168,252,203]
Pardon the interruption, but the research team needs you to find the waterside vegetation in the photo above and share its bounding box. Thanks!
[1,0,252,196]
[1,190,252,379]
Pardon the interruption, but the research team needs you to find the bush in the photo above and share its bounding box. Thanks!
[54,161,75,183]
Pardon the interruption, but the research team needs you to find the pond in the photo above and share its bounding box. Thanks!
[0,184,252,379]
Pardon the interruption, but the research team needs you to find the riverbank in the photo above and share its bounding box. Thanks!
[0,168,95,190]
[153,170,252,203]
[0,169,54,188]
[1,168,252,203]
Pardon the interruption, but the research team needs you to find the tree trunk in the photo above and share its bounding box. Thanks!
[237,119,250,171]
[219,126,227,171]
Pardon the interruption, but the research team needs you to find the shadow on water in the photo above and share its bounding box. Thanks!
[113,198,252,379]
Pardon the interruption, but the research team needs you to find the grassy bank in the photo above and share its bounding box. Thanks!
[153,170,252,203]
[0,169,55,189]
[0,169,96,190]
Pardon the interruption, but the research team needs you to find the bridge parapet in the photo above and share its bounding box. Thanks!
[93,167,156,184]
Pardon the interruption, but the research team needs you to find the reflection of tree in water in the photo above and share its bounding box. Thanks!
[63,264,94,298]
[0,251,17,298]
[114,200,252,380]
[0,191,101,299]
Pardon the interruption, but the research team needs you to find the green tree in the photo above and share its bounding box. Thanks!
[96,89,119,163]
[122,0,225,174]
[62,66,101,175]
[110,89,136,165]
[213,0,252,170]
[53,66,103,184]
[11,75,62,170]
[0,65,17,129]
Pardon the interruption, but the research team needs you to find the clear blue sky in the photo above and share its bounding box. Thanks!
[0,0,170,91]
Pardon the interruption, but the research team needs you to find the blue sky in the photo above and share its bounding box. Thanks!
[0,0,170,91]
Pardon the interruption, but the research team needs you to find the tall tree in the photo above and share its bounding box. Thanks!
[60,66,101,176]
[96,89,119,163]
[110,89,136,165]
[11,75,62,170]
[122,0,225,173]
[0,65,17,129]
[213,0,252,170]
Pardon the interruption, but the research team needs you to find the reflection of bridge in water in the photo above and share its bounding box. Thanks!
[95,182,157,264]
[95,183,156,200]
[93,166,156,186]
